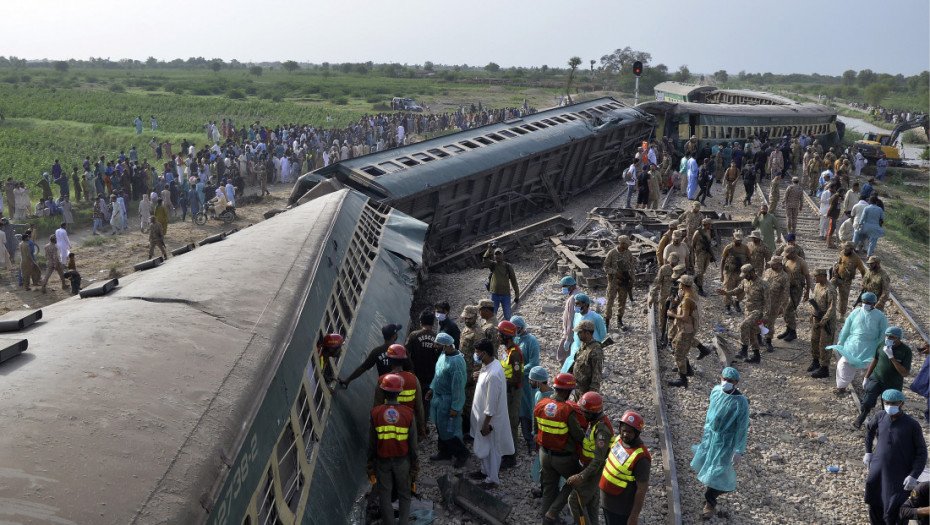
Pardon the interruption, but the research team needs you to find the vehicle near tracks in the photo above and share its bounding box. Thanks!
[194,201,238,225]
[855,114,929,165]
[391,96,424,112]
[291,97,655,251]
[0,189,428,525]
[640,82,845,154]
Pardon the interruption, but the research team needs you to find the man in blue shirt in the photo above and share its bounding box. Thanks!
[561,294,606,373]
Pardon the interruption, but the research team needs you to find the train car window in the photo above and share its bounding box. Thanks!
[474,136,493,146]
[577,111,593,118]
[459,140,480,149]
[296,385,318,461]
[257,468,283,525]
[427,148,450,157]
[443,144,465,153]
[542,119,557,126]
[552,117,567,124]
[396,157,419,167]
[562,114,577,121]
[701,126,708,139]
[486,133,506,141]
[412,152,435,162]
[509,127,528,135]
[377,161,403,173]
[361,166,386,176]
[726,127,732,139]
[533,121,549,128]
[710,127,717,139]
[588,107,603,115]
[277,424,303,512]
[498,130,517,138]
[520,125,537,132]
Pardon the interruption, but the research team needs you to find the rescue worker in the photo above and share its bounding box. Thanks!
[604,235,635,331]
[720,231,750,315]
[746,230,771,278]
[477,299,498,342]
[862,256,892,312]
[405,311,437,422]
[855,327,914,429]
[318,333,344,392]
[656,221,679,266]
[649,252,681,347]
[340,323,405,386]
[691,367,749,520]
[678,201,703,242]
[863,389,927,524]
[667,275,711,388]
[691,218,714,296]
[723,161,740,206]
[459,305,480,436]
[566,391,614,525]
[717,264,770,363]
[762,256,789,353]
[374,345,427,439]
[426,333,469,467]
[571,320,603,399]
[831,292,887,397]
[368,374,418,525]
[496,320,523,469]
[558,276,583,365]
[831,241,867,318]
[663,229,690,273]
[808,268,838,379]
[535,373,585,525]
[777,246,811,342]
[784,177,804,235]
[599,411,651,525]
[513,316,540,454]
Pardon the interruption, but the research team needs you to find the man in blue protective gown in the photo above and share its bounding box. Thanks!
[830,292,887,396]
[427,332,469,467]
[560,293,606,374]
[511,315,540,455]
[863,389,927,525]
[691,366,749,520]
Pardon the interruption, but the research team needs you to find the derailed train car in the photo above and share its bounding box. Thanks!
[292,98,655,252]
[0,189,427,524]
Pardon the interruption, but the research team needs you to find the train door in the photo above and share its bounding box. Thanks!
[689,114,699,140]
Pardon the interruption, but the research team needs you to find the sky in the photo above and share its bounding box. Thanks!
[3,0,929,77]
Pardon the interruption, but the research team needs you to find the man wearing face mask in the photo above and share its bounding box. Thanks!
[426,332,469,467]
[691,367,749,520]
[558,276,583,365]
[830,293,887,397]
[434,301,461,349]
[863,389,927,525]
[561,294,606,374]
[469,339,514,489]
[855,327,913,429]
[511,316,540,455]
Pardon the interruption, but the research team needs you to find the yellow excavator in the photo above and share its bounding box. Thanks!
[855,114,929,166]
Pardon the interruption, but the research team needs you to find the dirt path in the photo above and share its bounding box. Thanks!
[0,183,292,315]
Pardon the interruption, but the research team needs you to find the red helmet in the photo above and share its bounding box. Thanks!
[579,392,603,413]
[553,373,576,390]
[322,333,344,348]
[386,344,407,359]
[380,374,404,393]
[497,320,517,337]
[619,411,644,432]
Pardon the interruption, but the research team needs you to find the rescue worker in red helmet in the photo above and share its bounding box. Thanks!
[368,374,418,525]
[566,391,614,525]
[535,372,585,525]
[374,344,426,439]
[599,411,652,525]
[318,333,344,394]
[497,320,524,470]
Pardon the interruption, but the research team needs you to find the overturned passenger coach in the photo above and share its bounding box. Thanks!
[0,189,428,524]
[291,98,655,252]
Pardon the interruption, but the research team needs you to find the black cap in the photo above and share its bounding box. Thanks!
[381,323,403,339]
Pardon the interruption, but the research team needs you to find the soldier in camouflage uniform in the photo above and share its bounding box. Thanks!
[774,233,807,260]
[570,320,603,399]
[663,229,691,273]
[768,171,782,211]
[477,299,498,343]
[664,264,688,346]
[762,256,790,353]
[667,275,711,388]
[719,231,751,314]
[650,252,682,346]
[656,221,679,266]
[690,218,714,296]
[807,153,825,196]
[747,230,771,277]
[723,161,741,205]
[778,246,811,342]
[717,264,770,363]
[459,305,480,435]
[714,147,726,183]
[603,235,635,331]
[808,268,837,379]
[678,201,703,244]
[862,256,891,312]
[831,241,866,317]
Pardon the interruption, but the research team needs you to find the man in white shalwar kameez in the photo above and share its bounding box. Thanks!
[828,292,888,396]
[280,155,291,184]
[54,224,72,264]
[470,339,514,486]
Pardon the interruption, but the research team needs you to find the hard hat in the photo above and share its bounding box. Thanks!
[553,372,577,390]
[386,344,407,359]
[380,374,404,393]
[619,411,644,432]
[322,333,344,348]
[579,392,603,413]
[497,320,517,337]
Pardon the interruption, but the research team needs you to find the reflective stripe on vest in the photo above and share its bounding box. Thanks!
[501,344,521,383]
[599,436,647,495]
[580,417,614,465]
[375,425,410,441]
[398,389,416,403]
[371,404,413,458]
[534,398,573,450]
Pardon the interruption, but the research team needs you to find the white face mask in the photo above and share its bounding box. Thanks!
[885,338,895,347]
[562,287,570,295]
[863,304,873,311]
[721,381,735,392]
[435,313,447,322]
[884,404,900,416]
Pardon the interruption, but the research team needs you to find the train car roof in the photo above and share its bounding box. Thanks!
[637,100,837,118]
[312,98,652,199]
[0,189,424,524]
[713,89,798,105]
[653,81,717,97]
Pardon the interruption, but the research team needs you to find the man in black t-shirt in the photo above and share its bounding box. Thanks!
[406,311,438,421]
[339,323,406,387]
